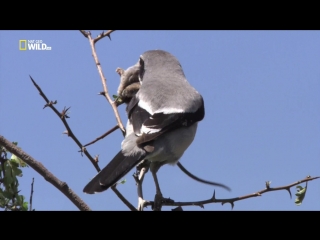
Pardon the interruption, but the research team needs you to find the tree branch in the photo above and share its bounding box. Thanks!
[111,185,137,211]
[29,178,34,211]
[0,135,91,211]
[142,176,320,210]
[80,30,125,134]
[83,125,119,148]
[30,75,101,172]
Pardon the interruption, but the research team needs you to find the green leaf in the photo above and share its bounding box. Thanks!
[16,195,24,206]
[12,168,23,177]
[3,166,14,186]
[2,190,13,199]
[118,179,126,184]
[11,154,27,167]
[22,201,28,211]
[295,185,307,206]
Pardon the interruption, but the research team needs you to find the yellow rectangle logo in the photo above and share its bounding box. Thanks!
[19,40,27,50]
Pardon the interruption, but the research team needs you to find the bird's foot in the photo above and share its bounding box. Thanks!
[137,197,149,211]
[152,193,175,211]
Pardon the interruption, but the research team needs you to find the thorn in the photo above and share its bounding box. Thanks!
[286,188,292,199]
[172,206,183,211]
[77,149,84,157]
[29,75,36,84]
[265,181,271,189]
[61,106,71,119]
[107,34,111,41]
[212,190,216,200]
[98,92,105,95]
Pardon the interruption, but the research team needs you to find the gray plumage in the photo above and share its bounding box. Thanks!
[83,50,218,195]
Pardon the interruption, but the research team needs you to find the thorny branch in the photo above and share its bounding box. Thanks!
[30,76,100,172]
[80,30,125,134]
[0,135,91,211]
[80,30,115,43]
[30,76,132,210]
[142,175,320,210]
[79,30,138,210]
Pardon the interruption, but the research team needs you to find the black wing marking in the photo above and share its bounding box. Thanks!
[127,93,205,147]
[136,97,205,146]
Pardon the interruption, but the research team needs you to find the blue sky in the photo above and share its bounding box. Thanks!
[1,30,319,211]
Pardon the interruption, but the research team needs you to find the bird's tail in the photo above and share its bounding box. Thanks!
[83,150,145,194]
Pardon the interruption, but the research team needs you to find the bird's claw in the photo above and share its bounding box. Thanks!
[152,193,174,211]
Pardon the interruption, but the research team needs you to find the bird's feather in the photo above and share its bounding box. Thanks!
[83,150,145,194]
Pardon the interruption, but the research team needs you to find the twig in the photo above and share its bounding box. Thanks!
[79,31,136,210]
[111,185,137,211]
[143,176,320,209]
[79,30,125,134]
[83,125,119,147]
[30,76,100,172]
[29,178,34,211]
[94,30,115,43]
[0,135,91,211]
[80,30,88,38]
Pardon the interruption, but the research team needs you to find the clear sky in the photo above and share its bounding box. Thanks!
[1,30,319,211]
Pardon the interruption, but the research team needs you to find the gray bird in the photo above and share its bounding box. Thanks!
[83,50,229,197]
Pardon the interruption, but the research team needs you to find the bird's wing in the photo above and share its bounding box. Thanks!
[127,94,205,148]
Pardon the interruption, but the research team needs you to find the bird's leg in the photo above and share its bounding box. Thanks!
[151,170,164,211]
[152,170,162,196]
[150,162,174,211]
[134,160,150,211]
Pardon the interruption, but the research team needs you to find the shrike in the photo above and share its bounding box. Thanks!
[83,50,229,196]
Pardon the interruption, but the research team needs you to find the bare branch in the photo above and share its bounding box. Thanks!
[142,176,320,209]
[31,74,132,209]
[29,178,34,211]
[80,31,125,133]
[30,75,100,172]
[111,185,137,211]
[83,125,119,148]
[80,30,89,38]
[93,30,115,43]
[0,135,91,211]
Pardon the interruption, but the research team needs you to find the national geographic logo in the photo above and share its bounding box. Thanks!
[19,40,52,51]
